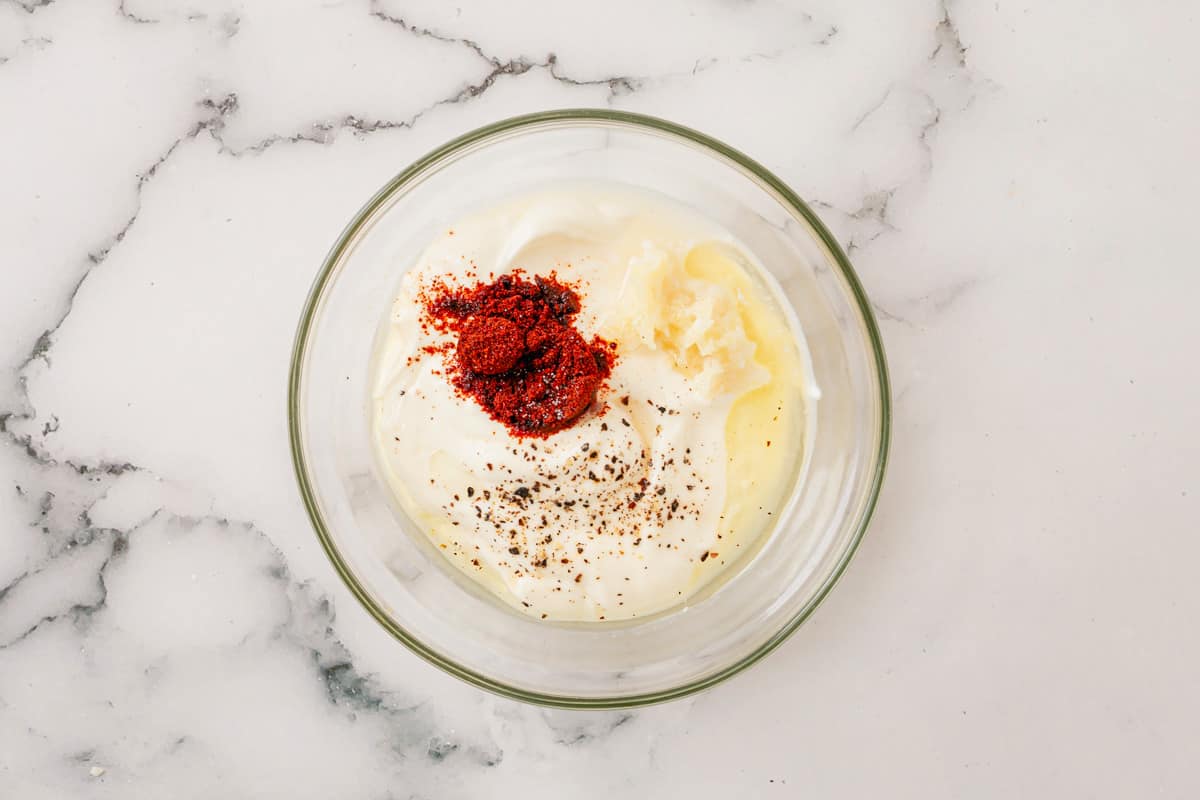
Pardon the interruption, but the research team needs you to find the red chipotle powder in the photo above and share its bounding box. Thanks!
[421,272,615,437]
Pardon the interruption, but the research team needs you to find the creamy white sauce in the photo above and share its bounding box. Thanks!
[371,184,814,622]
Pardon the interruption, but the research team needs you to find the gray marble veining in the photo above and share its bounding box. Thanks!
[2,0,1199,796]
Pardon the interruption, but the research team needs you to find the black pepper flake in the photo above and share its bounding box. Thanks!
[700,551,709,562]
[514,486,530,498]
[620,395,630,406]
[508,546,520,555]
[581,443,590,452]
[467,486,474,497]
[620,418,631,427]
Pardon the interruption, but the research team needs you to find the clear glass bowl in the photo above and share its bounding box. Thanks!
[289,110,890,708]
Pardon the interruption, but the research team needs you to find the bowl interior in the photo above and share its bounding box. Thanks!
[290,111,889,707]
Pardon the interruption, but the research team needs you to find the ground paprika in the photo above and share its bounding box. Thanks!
[421,272,615,436]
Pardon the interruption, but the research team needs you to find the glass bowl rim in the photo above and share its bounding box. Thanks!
[287,108,892,709]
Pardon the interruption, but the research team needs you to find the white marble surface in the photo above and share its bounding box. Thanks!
[2,0,1198,796]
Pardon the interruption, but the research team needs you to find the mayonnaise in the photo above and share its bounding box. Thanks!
[370,184,815,621]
